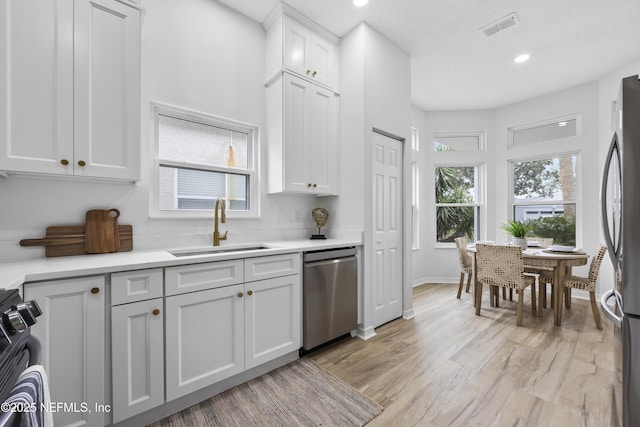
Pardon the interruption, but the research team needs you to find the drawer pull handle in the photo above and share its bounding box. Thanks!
[90,287,100,294]
[238,292,244,298]
[152,309,160,316]
[247,290,253,296]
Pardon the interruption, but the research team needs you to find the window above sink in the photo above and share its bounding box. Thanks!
[150,102,261,219]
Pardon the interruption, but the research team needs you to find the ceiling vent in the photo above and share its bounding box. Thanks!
[480,12,519,37]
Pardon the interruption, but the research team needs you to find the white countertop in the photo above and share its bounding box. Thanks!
[0,238,362,290]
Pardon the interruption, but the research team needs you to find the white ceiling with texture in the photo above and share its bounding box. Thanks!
[217,0,640,111]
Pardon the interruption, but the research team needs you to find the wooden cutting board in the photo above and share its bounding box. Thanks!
[85,209,121,253]
[20,225,133,257]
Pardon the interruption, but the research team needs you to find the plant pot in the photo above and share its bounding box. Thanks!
[511,237,528,250]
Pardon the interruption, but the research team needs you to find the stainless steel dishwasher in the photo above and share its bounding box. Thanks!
[302,247,358,353]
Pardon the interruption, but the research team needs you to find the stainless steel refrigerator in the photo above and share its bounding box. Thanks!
[601,74,640,427]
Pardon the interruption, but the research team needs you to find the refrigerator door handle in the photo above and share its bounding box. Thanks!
[600,132,622,267]
[601,288,622,328]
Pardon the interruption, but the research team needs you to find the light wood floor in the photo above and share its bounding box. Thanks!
[310,283,615,427]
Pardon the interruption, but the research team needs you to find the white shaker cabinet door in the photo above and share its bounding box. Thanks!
[0,0,74,175]
[245,274,301,370]
[165,285,245,402]
[24,276,106,427]
[73,0,141,180]
[111,298,165,423]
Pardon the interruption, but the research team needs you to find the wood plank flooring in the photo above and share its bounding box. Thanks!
[310,283,615,427]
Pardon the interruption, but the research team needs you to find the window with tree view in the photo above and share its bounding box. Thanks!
[435,165,480,243]
[512,154,577,245]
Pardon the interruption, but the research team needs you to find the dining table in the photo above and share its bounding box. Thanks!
[467,244,589,326]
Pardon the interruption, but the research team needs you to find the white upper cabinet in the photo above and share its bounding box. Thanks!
[283,18,338,89]
[265,4,340,196]
[0,0,141,181]
[265,5,339,91]
[267,73,339,195]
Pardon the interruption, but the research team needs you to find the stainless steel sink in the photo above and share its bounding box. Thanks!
[169,245,271,257]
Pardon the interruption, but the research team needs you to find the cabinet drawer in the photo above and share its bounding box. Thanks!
[111,268,163,305]
[244,253,300,282]
[165,260,244,296]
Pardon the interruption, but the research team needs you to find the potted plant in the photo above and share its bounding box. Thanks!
[501,220,532,249]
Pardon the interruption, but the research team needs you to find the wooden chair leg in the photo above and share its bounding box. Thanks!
[502,287,506,300]
[550,284,554,308]
[530,284,537,316]
[457,272,464,299]
[590,291,603,330]
[517,289,524,326]
[565,288,572,309]
[465,272,472,293]
[538,282,544,317]
[475,282,482,315]
[509,288,513,301]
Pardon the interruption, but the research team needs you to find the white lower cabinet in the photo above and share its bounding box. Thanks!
[111,297,164,423]
[165,284,245,402]
[245,274,301,369]
[165,254,301,402]
[24,276,106,427]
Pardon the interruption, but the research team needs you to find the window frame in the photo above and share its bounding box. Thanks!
[411,127,420,250]
[432,130,486,152]
[150,101,260,219]
[508,151,580,241]
[434,162,484,247]
[507,114,581,149]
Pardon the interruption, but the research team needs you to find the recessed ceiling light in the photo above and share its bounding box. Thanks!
[514,54,530,64]
[353,0,368,7]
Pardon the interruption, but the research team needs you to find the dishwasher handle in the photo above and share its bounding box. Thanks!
[303,247,357,262]
[304,255,356,268]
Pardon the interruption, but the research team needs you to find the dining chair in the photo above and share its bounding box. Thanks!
[454,236,473,299]
[524,236,555,309]
[476,243,539,326]
[562,245,607,329]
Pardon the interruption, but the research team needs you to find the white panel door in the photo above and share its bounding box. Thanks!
[111,298,164,423]
[372,131,403,327]
[25,276,106,427]
[165,285,244,402]
[245,275,301,369]
[0,0,74,174]
[74,0,140,180]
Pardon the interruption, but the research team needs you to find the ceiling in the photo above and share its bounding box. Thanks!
[217,0,640,111]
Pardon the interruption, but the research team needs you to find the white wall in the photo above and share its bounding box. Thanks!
[337,23,413,334]
[411,108,495,285]
[413,82,602,290]
[0,0,320,260]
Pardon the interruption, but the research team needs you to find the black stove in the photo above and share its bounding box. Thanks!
[0,289,42,404]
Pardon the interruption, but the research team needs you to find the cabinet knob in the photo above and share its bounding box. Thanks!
[152,309,160,316]
[312,70,317,77]
[247,290,253,296]
[77,160,86,167]
[237,292,243,298]
[307,183,312,187]
[313,183,317,188]
[60,159,69,166]
[90,287,100,294]
[306,69,311,75]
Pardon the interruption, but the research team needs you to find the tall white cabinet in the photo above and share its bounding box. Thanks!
[0,0,141,181]
[265,5,340,195]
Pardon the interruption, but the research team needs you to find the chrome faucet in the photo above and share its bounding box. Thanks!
[213,197,228,246]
